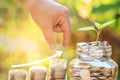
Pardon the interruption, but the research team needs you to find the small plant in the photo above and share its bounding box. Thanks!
[78,20,115,42]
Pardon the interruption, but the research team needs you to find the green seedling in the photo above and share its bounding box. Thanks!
[78,20,115,43]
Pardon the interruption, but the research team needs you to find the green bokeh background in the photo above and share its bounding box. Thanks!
[0,0,120,80]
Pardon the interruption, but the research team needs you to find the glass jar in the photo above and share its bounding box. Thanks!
[69,41,118,80]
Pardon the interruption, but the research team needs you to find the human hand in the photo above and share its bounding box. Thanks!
[18,0,71,48]
[29,0,71,48]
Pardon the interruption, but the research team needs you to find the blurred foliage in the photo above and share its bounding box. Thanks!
[0,0,120,80]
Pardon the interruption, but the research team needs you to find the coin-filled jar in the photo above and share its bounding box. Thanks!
[69,41,118,80]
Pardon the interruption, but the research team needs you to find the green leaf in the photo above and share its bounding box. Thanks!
[78,26,95,31]
[96,25,103,29]
[94,21,101,27]
[102,20,115,27]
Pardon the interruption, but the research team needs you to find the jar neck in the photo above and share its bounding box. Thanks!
[76,52,111,61]
[76,41,112,61]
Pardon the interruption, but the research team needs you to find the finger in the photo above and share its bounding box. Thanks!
[61,17,71,47]
[53,25,63,32]
[42,26,56,49]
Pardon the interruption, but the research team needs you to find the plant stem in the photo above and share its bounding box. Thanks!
[96,33,99,43]
[96,29,103,42]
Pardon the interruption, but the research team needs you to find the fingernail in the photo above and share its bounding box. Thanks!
[50,44,55,49]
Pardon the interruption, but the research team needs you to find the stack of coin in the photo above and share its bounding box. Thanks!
[9,69,26,80]
[30,66,46,80]
[50,59,67,80]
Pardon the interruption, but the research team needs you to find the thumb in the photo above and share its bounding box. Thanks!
[42,27,56,49]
